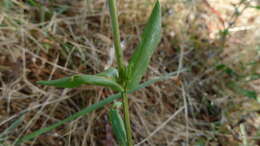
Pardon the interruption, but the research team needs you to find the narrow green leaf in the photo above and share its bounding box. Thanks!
[109,108,127,146]
[37,68,123,92]
[4,115,24,134]
[239,89,257,100]
[0,114,24,142]
[126,0,161,89]
[26,0,38,7]
[228,82,257,100]
[248,73,260,81]
[250,5,260,10]
[16,69,185,144]
[219,29,229,37]
[216,64,237,76]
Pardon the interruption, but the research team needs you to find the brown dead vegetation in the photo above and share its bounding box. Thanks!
[0,0,259,145]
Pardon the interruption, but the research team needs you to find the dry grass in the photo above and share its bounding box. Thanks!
[0,0,259,145]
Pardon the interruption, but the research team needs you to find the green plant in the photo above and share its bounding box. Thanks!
[216,63,259,101]
[109,102,127,146]
[17,0,161,145]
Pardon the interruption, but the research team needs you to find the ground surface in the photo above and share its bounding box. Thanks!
[0,0,259,146]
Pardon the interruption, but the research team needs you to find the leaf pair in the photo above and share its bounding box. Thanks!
[37,68,123,92]
[38,1,161,91]
[19,1,162,145]
[17,69,186,144]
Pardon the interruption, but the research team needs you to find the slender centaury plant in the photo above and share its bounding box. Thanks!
[17,0,161,145]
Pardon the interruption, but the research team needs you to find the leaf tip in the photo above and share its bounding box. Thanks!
[36,80,46,85]
[155,0,161,9]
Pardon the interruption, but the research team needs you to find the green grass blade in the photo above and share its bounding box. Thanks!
[37,68,123,91]
[37,76,82,88]
[127,0,161,89]
[16,69,185,144]
[109,108,127,146]
[26,0,38,7]
[0,114,24,143]
[16,93,122,144]
[238,88,257,100]
[250,5,260,10]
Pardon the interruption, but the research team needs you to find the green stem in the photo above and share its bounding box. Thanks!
[108,0,133,145]
[108,0,124,72]
[122,91,133,146]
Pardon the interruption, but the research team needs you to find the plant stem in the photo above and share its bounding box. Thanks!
[108,0,133,145]
[122,91,133,146]
[108,0,124,72]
